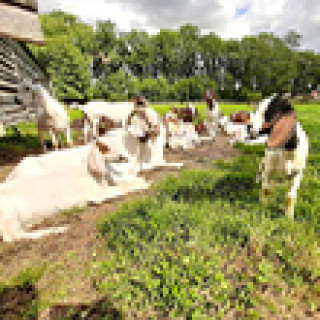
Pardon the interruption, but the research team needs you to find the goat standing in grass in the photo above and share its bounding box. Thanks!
[27,84,73,152]
[80,101,135,144]
[248,94,309,219]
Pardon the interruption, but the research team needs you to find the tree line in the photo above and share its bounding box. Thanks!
[28,10,320,103]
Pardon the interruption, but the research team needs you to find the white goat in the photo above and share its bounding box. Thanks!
[164,118,202,150]
[30,84,73,152]
[0,138,151,242]
[80,99,183,170]
[80,101,135,143]
[218,115,250,145]
[124,105,183,171]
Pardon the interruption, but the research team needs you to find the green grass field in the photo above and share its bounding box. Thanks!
[0,104,319,318]
[92,104,320,318]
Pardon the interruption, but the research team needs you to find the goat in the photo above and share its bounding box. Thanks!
[203,89,221,139]
[248,94,309,219]
[80,101,135,143]
[0,115,153,242]
[27,84,73,152]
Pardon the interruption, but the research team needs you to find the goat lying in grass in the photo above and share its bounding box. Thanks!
[124,96,183,170]
[0,113,159,243]
[163,117,202,150]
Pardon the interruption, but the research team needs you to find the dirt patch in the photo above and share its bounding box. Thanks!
[0,133,238,316]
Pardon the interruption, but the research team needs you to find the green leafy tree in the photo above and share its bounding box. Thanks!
[283,29,302,50]
[46,38,91,101]
[92,70,139,101]
[95,20,118,55]
[199,33,224,79]
[139,77,170,102]
[178,25,202,78]
[152,30,183,81]
[28,10,94,102]
[169,76,217,101]
[119,30,154,78]
[27,11,320,102]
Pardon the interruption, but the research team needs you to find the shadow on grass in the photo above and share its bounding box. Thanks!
[0,134,48,166]
[49,296,124,320]
[0,282,39,320]
[0,283,123,320]
[167,172,261,205]
[0,133,45,151]
[158,148,263,205]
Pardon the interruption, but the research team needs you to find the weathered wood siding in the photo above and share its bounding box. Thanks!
[2,0,38,12]
[0,38,48,126]
[0,2,44,44]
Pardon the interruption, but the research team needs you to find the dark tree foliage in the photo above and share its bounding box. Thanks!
[28,11,320,102]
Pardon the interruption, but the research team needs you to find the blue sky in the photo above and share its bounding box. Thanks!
[234,4,250,18]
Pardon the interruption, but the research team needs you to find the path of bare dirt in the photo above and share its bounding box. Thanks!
[0,133,238,318]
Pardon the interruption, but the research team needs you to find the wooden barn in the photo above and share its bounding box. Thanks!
[0,0,49,135]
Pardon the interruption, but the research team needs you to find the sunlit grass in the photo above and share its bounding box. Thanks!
[1,103,319,318]
[93,103,320,318]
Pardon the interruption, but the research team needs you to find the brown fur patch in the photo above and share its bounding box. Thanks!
[195,120,207,134]
[98,116,115,136]
[96,141,110,154]
[267,112,296,149]
[230,111,250,123]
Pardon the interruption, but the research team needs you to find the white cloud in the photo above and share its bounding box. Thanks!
[38,0,320,52]
[38,0,59,13]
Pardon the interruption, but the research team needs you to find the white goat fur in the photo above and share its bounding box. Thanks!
[124,107,183,171]
[217,96,278,146]
[0,137,151,242]
[80,101,135,143]
[218,116,249,145]
[81,101,182,170]
[165,120,202,150]
[34,85,73,151]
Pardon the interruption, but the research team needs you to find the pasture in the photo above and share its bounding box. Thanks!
[0,104,319,319]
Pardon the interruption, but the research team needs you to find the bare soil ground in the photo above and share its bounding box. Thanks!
[0,133,238,318]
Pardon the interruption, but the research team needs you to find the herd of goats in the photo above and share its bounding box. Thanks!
[0,85,309,243]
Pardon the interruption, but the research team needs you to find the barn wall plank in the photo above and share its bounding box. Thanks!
[2,0,38,12]
[0,92,16,104]
[0,79,19,90]
[0,35,49,126]
[0,3,44,44]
